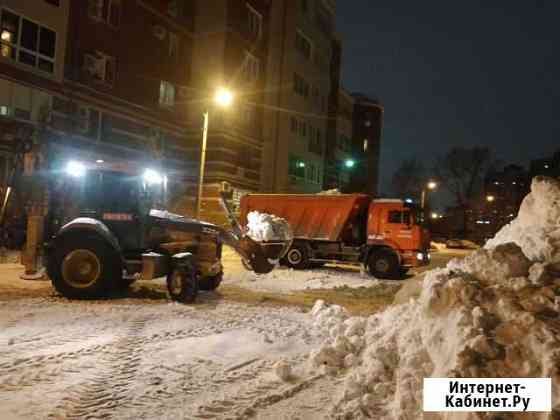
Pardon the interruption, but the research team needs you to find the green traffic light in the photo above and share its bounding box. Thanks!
[345,159,356,168]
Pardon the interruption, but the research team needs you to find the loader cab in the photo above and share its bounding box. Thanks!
[47,161,166,251]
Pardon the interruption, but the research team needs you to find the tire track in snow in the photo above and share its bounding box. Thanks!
[50,315,153,419]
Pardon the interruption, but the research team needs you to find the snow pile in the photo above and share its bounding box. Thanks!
[246,211,292,242]
[308,176,560,419]
[486,176,560,262]
[317,189,341,195]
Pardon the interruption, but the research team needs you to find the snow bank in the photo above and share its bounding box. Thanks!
[246,211,292,242]
[308,176,560,419]
[317,189,341,195]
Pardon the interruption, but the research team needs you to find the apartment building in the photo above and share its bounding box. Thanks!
[263,0,337,194]
[0,0,70,184]
[188,0,270,215]
[61,0,195,178]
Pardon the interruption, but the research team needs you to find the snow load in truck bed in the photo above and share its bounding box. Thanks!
[308,176,560,419]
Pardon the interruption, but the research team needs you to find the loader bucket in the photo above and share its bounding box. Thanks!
[238,236,292,274]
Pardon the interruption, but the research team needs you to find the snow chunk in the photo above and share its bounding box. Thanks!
[274,359,293,381]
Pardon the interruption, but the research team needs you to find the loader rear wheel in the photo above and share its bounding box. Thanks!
[368,250,400,280]
[167,266,198,303]
[49,236,121,299]
[199,273,223,291]
[282,244,309,270]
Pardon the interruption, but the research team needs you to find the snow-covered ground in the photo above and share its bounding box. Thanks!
[0,291,340,420]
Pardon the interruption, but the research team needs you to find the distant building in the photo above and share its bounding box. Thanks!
[348,93,383,196]
[529,150,560,180]
[262,0,337,194]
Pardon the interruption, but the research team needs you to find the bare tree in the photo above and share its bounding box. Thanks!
[434,147,496,235]
[391,158,427,200]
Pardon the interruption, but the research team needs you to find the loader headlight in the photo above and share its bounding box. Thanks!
[143,168,163,185]
[65,161,86,177]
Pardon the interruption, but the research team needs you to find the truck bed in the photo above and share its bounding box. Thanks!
[240,194,371,242]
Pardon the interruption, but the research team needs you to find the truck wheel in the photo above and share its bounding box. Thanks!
[167,266,198,303]
[368,250,399,279]
[283,244,309,270]
[49,236,120,299]
[199,273,223,291]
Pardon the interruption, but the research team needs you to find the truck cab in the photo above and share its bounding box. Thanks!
[367,199,430,268]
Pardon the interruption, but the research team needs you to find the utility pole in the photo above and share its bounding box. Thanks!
[195,110,209,219]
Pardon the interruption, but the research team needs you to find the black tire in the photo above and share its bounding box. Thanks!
[48,235,121,299]
[199,272,223,291]
[367,249,400,279]
[167,265,198,303]
[282,244,310,270]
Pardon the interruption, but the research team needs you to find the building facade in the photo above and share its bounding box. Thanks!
[348,93,383,196]
[324,88,353,190]
[187,0,270,217]
[262,0,337,194]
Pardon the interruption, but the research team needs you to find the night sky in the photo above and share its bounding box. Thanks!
[336,1,560,196]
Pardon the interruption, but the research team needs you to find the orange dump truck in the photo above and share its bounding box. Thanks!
[239,194,430,279]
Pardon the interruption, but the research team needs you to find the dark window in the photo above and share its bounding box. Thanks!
[21,19,38,51]
[388,211,402,224]
[45,0,60,6]
[39,27,56,58]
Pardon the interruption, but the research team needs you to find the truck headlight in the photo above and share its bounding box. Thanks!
[143,168,163,185]
[417,252,424,261]
[65,161,86,177]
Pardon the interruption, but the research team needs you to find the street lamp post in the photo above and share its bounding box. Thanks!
[421,181,438,209]
[421,181,438,222]
[195,88,233,219]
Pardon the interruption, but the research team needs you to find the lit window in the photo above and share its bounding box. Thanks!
[363,139,368,152]
[159,81,175,107]
[0,10,56,74]
[247,4,262,39]
[0,105,9,116]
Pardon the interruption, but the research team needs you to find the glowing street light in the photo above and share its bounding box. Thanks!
[486,195,495,203]
[431,212,439,219]
[196,87,235,218]
[214,87,234,108]
[427,181,438,190]
[344,159,356,169]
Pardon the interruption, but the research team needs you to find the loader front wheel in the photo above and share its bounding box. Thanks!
[49,236,120,299]
[167,266,198,303]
